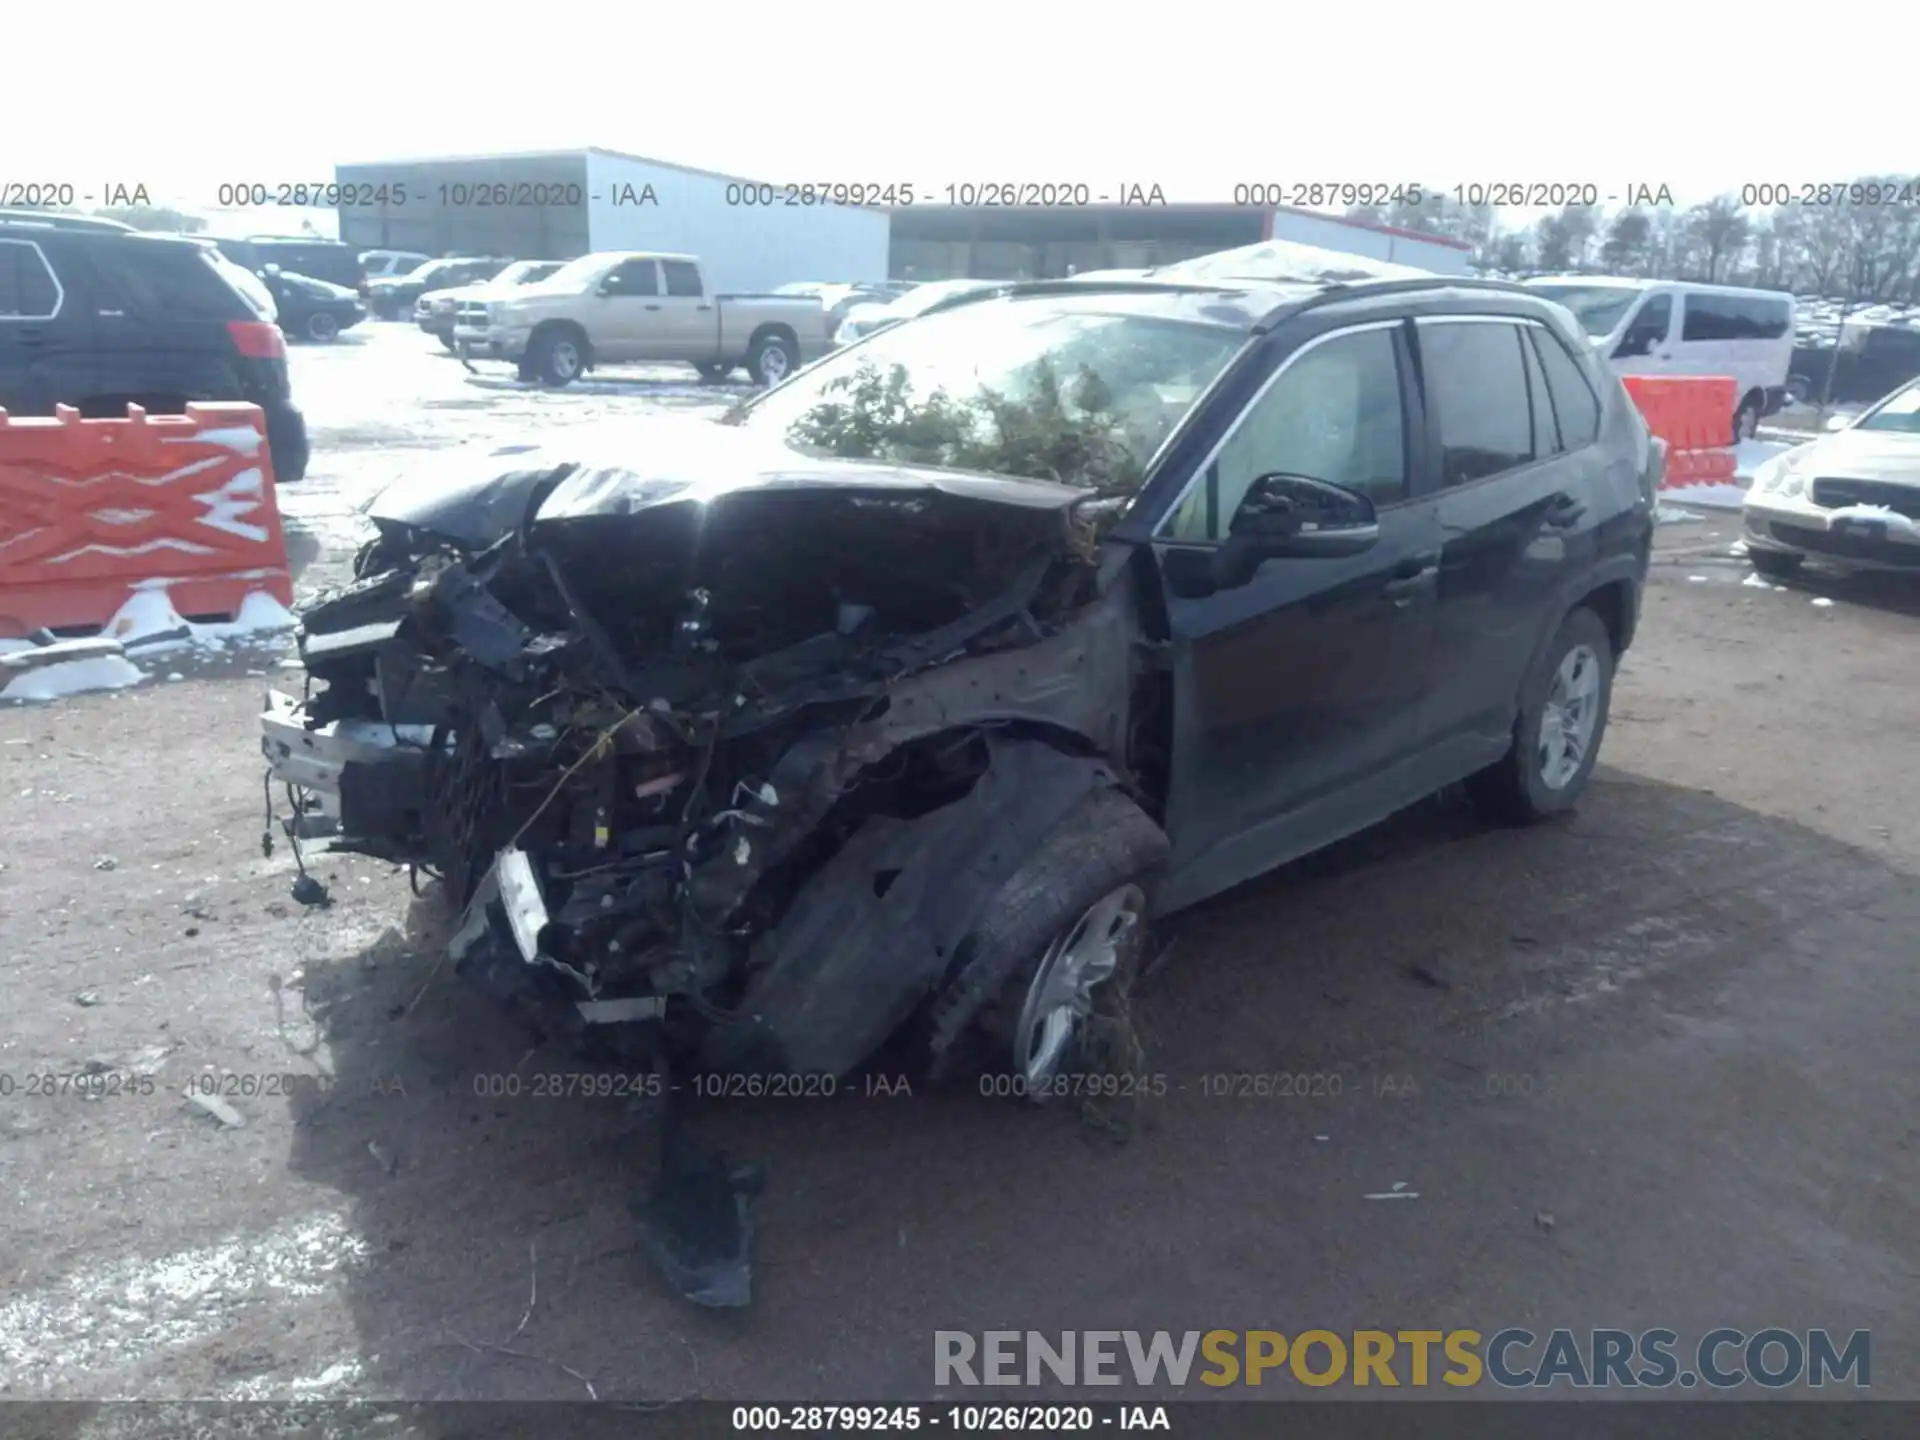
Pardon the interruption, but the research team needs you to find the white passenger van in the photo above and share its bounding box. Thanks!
[1524,277,1796,441]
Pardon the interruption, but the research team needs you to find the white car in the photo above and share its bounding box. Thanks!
[1525,277,1795,443]
[832,279,1002,347]
[1743,378,1920,577]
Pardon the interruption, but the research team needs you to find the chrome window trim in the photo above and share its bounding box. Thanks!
[1152,317,1405,542]
[0,238,63,321]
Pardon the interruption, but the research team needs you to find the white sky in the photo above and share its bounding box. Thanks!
[5,3,1908,219]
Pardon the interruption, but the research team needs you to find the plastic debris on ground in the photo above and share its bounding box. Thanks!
[1654,503,1704,525]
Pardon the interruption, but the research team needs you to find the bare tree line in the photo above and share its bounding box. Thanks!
[1348,176,1920,304]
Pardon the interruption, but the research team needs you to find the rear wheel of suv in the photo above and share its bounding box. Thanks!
[530,328,585,387]
[1733,394,1763,443]
[1467,607,1614,825]
[306,312,340,343]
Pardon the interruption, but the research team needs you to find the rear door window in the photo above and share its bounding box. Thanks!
[660,260,703,297]
[0,239,62,318]
[1415,319,1535,485]
[86,240,255,322]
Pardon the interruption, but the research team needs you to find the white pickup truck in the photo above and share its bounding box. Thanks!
[452,251,834,388]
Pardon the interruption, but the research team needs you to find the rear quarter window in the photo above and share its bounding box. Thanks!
[1528,325,1602,449]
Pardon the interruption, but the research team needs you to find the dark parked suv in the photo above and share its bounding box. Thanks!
[261,270,1656,1304]
[0,211,309,481]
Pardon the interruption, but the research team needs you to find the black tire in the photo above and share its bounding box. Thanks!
[920,787,1170,1086]
[529,327,586,387]
[1466,607,1615,825]
[1786,375,1812,406]
[746,331,800,387]
[306,311,340,343]
[694,361,735,383]
[515,359,537,383]
[438,335,457,353]
[1733,395,1762,443]
[1750,548,1804,580]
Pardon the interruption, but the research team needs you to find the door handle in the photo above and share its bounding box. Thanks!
[1544,495,1587,529]
[645,303,661,311]
[1382,561,1439,605]
[697,304,713,312]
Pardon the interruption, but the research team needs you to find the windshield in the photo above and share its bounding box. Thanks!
[734,294,1248,493]
[1856,383,1920,433]
[1528,285,1643,337]
[489,261,556,287]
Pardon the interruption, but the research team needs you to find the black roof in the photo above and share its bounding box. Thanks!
[0,210,136,234]
[924,273,1543,335]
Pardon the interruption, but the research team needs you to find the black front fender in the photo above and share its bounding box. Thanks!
[700,736,1114,1079]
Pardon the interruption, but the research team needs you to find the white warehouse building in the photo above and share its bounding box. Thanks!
[332,147,891,293]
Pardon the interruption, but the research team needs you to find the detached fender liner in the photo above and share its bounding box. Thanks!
[701,736,1114,1079]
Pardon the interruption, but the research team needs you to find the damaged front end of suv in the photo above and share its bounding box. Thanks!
[261,424,1165,1304]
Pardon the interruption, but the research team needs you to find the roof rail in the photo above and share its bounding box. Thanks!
[0,209,137,233]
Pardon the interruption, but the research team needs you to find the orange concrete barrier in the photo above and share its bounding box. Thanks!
[1621,376,1740,491]
[0,403,293,639]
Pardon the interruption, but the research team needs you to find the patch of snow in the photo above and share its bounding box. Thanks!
[167,425,263,456]
[0,1209,370,1394]
[1811,597,1836,608]
[1687,574,1708,583]
[1,655,147,703]
[1654,502,1703,525]
[104,588,189,645]
[99,585,297,656]
[1741,572,1778,589]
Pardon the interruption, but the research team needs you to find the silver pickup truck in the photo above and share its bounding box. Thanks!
[452,251,834,387]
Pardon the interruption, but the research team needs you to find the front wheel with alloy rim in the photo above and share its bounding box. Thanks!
[306,312,340,343]
[1466,606,1615,824]
[921,787,1169,1095]
[746,331,799,387]
[530,328,586,386]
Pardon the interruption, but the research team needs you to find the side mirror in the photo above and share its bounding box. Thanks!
[1207,474,1380,589]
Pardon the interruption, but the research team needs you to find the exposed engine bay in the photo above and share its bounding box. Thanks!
[260,433,1161,1305]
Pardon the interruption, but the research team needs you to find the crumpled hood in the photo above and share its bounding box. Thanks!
[366,417,1090,549]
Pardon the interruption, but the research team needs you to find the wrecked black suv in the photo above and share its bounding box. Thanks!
[262,271,1656,1297]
